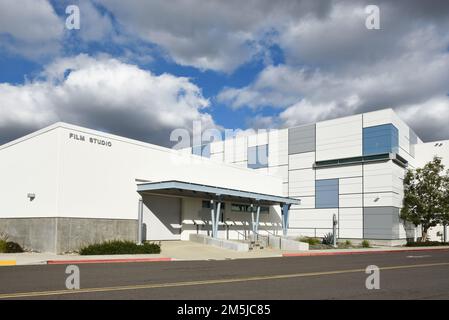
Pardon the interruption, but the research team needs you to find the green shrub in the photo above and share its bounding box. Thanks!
[5,241,24,253]
[299,237,321,245]
[406,241,448,247]
[361,240,371,248]
[322,233,334,245]
[79,240,161,255]
[0,240,7,253]
[345,240,352,246]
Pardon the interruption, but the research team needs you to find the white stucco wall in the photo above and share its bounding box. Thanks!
[0,123,284,224]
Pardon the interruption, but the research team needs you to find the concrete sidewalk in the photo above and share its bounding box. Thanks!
[1,241,449,266]
[0,241,284,266]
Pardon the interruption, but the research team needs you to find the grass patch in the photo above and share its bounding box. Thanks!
[79,240,161,255]
[405,241,449,247]
[298,237,321,245]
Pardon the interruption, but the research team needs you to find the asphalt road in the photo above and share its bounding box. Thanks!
[1,250,449,300]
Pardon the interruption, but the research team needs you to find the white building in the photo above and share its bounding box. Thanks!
[0,122,297,253]
[187,108,449,245]
[0,108,448,252]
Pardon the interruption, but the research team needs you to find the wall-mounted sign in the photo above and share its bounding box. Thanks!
[69,133,112,147]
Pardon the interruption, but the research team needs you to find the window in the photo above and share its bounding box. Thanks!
[363,124,399,156]
[247,144,268,169]
[315,179,339,208]
[231,204,269,213]
[202,200,225,210]
[192,144,210,158]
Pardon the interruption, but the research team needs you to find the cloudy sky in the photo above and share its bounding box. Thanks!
[0,0,448,146]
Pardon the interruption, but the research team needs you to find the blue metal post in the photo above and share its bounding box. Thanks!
[281,203,291,237]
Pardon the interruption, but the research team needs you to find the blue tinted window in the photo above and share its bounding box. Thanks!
[248,144,268,169]
[192,144,210,158]
[363,124,399,156]
[316,179,339,208]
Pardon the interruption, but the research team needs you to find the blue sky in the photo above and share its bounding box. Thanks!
[0,0,448,146]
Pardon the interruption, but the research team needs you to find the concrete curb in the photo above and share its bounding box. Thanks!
[282,247,449,257]
[46,257,172,265]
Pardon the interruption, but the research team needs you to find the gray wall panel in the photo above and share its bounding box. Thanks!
[288,124,316,154]
[0,218,57,253]
[0,217,138,253]
[56,218,138,253]
[363,207,400,239]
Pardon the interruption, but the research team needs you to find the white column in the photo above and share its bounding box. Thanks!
[255,204,261,234]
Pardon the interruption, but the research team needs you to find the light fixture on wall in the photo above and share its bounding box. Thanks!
[374,196,380,202]
[27,193,36,201]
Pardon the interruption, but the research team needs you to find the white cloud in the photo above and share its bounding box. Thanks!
[0,54,215,146]
[217,1,449,141]
[397,96,449,141]
[0,0,63,58]
[96,0,331,72]
[76,0,115,42]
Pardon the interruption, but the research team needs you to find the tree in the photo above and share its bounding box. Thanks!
[401,156,446,241]
[439,171,449,242]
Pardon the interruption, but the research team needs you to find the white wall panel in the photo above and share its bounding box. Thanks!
[234,136,247,162]
[339,194,363,208]
[289,152,315,170]
[364,193,395,207]
[363,162,393,193]
[339,177,362,194]
[268,129,288,166]
[268,165,288,182]
[316,165,362,180]
[289,208,337,230]
[362,108,393,128]
[316,114,362,161]
[224,138,234,163]
[339,208,363,238]
[288,168,315,196]
[291,196,315,209]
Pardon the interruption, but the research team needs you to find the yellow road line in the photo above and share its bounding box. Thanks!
[1,262,448,299]
[0,260,16,266]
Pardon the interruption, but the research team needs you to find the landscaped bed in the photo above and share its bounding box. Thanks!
[79,240,161,255]
[298,236,371,250]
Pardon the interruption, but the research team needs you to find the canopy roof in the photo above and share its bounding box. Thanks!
[137,180,300,206]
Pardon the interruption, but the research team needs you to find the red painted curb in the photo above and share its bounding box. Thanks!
[47,257,172,265]
[282,247,449,257]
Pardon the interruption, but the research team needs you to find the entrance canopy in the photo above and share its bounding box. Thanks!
[137,180,300,239]
[137,180,300,206]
